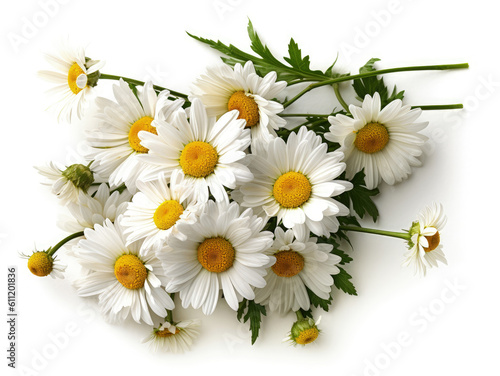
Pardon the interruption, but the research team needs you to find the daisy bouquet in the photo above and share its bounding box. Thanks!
[27,21,465,350]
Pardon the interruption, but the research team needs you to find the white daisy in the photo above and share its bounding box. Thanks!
[325,92,428,189]
[191,61,287,146]
[254,228,341,314]
[403,203,447,276]
[35,161,94,205]
[142,320,201,353]
[38,40,104,123]
[59,183,132,232]
[139,98,253,203]
[25,250,66,279]
[158,200,274,315]
[87,79,184,193]
[283,316,322,346]
[74,218,174,325]
[121,170,203,249]
[239,126,352,237]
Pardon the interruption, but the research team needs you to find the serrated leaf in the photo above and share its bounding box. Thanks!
[241,300,267,345]
[339,170,379,222]
[333,267,357,296]
[307,286,332,311]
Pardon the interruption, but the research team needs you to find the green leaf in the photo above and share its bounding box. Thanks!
[333,267,357,296]
[307,286,332,311]
[338,170,380,222]
[320,236,353,265]
[238,299,267,344]
[352,58,405,107]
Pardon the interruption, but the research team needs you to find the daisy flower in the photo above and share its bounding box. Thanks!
[283,315,322,346]
[24,250,66,279]
[403,203,447,276]
[121,170,203,249]
[38,40,104,123]
[239,126,352,237]
[142,320,201,353]
[158,200,274,315]
[139,98,253,203]
[254,228,341,314]
[74,218,174,325]
[59,183,132,232]
[191,61,287,146]
[87,79,184,193]
[325,92,428,189]
[35,161,94,204]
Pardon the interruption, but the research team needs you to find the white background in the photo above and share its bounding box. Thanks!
[1,0,499,375]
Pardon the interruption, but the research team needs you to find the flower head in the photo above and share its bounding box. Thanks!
[24,250,65,279]
[191,61,287,147]
[142,320,201,353]
[35,161,95,204]
[325,92,428,189]
[38,40,104,123]
[403,203,447,276]
[284,315,322,346]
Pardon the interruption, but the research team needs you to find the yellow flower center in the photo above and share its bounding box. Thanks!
[128,116,156,153]
[27,252,54,277]
[423,231,440,252]
[273,172,312,208]
[272,250,305,277]
[153,200,184,230]
[179,141,218,178]
[197,237,235,273]
[156,327,180,338]
[227,91,260,127]
[67,63,86,94]
[295,328,319,345]
[354,122,389,154]
[114,254,148,290]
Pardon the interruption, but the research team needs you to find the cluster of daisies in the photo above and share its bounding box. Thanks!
[26,35,456,352]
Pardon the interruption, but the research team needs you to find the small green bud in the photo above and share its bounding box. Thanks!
[62,163,94,192]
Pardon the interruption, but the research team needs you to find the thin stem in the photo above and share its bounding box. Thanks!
[283,63,469,108]
[99,73,189,100]
[295,310,304,321]
[333,83,350,113]
[411,104,463,110]
[339,225,410,241]
[47,231,85,256]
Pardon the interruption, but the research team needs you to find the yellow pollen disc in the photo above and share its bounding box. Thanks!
[197,237,235,273]
[153,200,184,230]
[227,91,260,127]
[354,122,390,154]
[27,252,53,277]
[67,63,86,94]
[272,251,305,277]
[114,254,148,290]
[179,141,218,178]
[295,328,319,345]
[156,328,180,338]
[423,231,440,252]
[128,116,156,153]
[273,172,312,208]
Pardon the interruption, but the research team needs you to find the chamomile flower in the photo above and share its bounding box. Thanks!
[191,61,287,146]
[24,250,66,279]
[87,79,184,193]
[139,98,253,203]
[35,161,94,204]
[284,316,322,346]
[325,92,428,189]
[403,203,447,276]
[254,228,341,314]
[158,200,274,315]
[38,41,104,123]
[142,320,201,353]
[59,183,132,232]
[239,126,352,237]
[74,218,174,325]
[121,170,203,249]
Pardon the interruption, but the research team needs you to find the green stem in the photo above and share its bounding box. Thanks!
[99,73,190,101]
[339,225,410,241]
[411,104,463,110]
[283,63,469,108]
[295,310,304,321]
[47,231,85,256]
[333,83,350,113]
